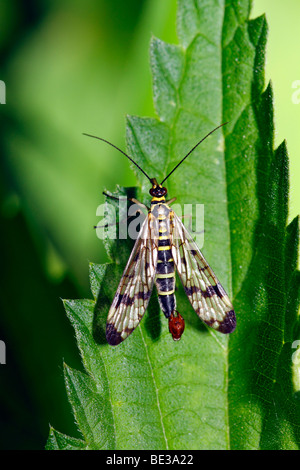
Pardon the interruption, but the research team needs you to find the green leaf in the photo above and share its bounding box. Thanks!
[46,428,86,451]
[48,0,300,450]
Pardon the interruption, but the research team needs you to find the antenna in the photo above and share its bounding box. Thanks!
[160,122,228,185]
[83,133,152,183]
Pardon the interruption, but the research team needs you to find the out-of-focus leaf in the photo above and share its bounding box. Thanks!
[1,0,177,290]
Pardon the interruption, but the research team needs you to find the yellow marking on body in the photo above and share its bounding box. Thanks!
[157,258,173,263]
[152,196,165,202]
[158,215,166,220]
[156,272,175,279]
[158,245,171,251]
[158,235,169,240]
[158,289,175,295]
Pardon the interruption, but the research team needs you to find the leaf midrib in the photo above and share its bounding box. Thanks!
[157,4,233,448]
[139,325,169,449]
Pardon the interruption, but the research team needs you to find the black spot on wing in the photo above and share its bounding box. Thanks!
[184,285,199,296]
[114,291,151,309]
[185,283,228,299]
[137,290,151,301]
[184,284,214,298]
[215,282,227,297]
[106,323,123,345]
[204,285,218,298]
[218,310,236,334]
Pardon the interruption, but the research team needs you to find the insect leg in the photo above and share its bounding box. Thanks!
[96,193,146,229]
[166,197,176,205]
[130,198,149,211]
[103,192,149,210]
[94,208,145,229]
[102,191,124,201]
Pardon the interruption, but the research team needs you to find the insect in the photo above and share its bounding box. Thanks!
[84,124,236,345]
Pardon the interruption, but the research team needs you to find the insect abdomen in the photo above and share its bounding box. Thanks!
[155,232,176,319]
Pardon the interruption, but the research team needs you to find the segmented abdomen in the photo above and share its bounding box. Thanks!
[155,219,176,319]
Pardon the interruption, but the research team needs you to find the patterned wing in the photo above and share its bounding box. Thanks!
[171,212,236,333]
[106,215,158,345]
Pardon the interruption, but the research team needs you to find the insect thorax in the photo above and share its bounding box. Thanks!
[150,199,173,237]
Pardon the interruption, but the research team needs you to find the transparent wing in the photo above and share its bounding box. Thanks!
[171,212,236,333]
[106,216,158,345]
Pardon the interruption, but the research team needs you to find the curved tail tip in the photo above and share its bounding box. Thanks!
[169,311,185,341]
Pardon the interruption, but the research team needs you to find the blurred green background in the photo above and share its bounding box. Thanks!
[0,0,299,450]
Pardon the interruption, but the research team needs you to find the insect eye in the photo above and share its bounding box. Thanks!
[149,186,167,197]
